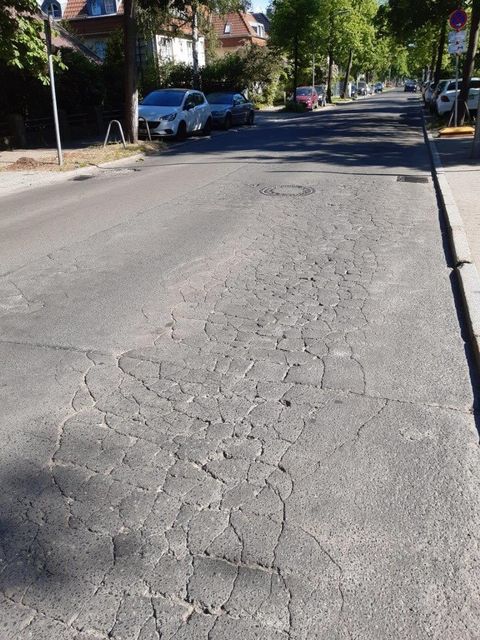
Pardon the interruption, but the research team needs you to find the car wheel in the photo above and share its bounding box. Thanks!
[224,113,232,130]
[176,121,187,141]
[247,111,255,126]
[201,117,212,136]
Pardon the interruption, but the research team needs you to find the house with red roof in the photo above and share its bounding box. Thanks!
[211,11,269,57]
[37,0,205,66]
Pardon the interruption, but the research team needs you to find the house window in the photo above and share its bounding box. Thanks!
[89,0,102,16]
[224,23,231,34]
[104,0,116,13]
[93,41,107,59]
[250,23,265,37]
[42,0,62,18]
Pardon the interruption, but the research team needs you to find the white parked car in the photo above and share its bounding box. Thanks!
[436,77,480,116]
[139,88,212,139]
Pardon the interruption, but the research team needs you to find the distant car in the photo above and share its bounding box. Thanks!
[357,81,368,96]
[314,85,327,107]
[374,82,383,93]
[295,86,319,110]
[404,80,417,92]
[205,92,255,129]
[436,77,480,116]
[138,88,212,139]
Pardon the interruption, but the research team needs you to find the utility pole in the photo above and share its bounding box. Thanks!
[44,17,63,166]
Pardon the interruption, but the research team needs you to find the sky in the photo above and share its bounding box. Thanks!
[251,0,269,12]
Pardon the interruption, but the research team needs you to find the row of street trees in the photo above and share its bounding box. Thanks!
[269,0,405,103]
[2,0,479,145]
[384,0,480,123]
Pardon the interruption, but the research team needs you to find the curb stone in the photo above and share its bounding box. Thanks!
[423,115,480,367]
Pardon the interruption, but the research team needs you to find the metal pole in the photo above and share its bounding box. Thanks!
[44,18,63,166]
[454,53,459,127]
[312,54,315,89]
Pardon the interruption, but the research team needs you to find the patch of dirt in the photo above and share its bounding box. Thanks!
[7,156,56,171]
[3,142,164,173]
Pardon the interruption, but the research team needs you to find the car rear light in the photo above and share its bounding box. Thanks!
[441,95,450,102]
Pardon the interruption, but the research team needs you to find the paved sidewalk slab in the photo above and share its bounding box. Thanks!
[433,137,480,273]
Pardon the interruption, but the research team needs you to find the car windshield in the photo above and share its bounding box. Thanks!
[206,93,235,104]
[141,90,185,107]
[296,88,312,96]
[315,86,325,93]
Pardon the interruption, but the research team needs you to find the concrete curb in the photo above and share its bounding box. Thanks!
[423,117,480,366]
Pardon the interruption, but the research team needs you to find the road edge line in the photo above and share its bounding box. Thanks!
[422,114,480,367]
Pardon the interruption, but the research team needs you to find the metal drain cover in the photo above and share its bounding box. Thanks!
[260,185,315,197]
[397,175,429,183]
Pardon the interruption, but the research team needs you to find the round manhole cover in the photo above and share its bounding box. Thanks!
[260,185,315,197]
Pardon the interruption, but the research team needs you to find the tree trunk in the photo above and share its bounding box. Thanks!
[124,0,138,144]
[342,48,353,99]
[429,40,436,81]
[192,5,200,89]
[457,0,480,124]
[326,50,334,103]
[293,32,299,102]
[433,18,447,86]
[326,10,335,104]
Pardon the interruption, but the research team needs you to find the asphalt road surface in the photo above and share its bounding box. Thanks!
[1,92,479,639]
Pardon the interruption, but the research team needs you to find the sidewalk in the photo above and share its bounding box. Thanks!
[0,143,147,198]
[433,136,480,273]
[427,132,480,363]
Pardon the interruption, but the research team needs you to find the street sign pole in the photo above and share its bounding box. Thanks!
[454,53,459,127]
[44,17,63,167]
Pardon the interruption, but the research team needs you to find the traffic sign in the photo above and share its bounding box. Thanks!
[448,42,467,54]
[449,8,468,31]
[448,30,466,42]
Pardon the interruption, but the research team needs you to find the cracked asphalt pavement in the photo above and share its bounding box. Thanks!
[1,92,479,639]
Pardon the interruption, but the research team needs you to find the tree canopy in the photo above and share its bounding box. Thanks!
[0,0,48,78]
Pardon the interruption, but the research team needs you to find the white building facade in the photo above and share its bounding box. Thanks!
[156,35,205,67]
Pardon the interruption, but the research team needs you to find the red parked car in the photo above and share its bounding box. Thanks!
[294,86,319,110]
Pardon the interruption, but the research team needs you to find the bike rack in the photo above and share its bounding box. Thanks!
[138,117,152,142]
[103,120,127,148]
[448,102,471,127]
